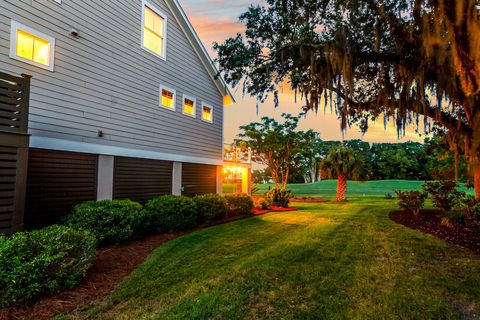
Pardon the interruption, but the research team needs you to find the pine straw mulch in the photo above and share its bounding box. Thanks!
[0,215,254,320]
[389,209,480,255]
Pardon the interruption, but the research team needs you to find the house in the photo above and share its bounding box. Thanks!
[0,0,243,231]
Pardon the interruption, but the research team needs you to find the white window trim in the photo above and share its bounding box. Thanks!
[9,20,55,72]
[141,0,168,61]
[202,102,213,123]
[182,94,196,118]
[160,84,176,111]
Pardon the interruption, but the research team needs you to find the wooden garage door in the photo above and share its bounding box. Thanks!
[113,157,172,203]
[25,149,97,230]
[182,163,217,197]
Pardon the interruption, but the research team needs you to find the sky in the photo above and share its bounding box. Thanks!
[180,0,426,145]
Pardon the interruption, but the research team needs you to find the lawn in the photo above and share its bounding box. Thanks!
[254,180,474,197]
[71,198,480,319]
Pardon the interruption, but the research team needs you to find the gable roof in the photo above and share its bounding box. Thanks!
[164,0,235,105]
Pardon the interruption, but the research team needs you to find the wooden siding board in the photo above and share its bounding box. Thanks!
[0,0,224,161]
[24,149,97,230]
[0,145,17,233]
[181,163,217,197]
[113,157,172,203]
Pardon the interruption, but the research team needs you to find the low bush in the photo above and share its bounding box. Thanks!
[384,192,394,200]
[224,194,254,217]
[442,209,466,226]
[194,194,228,223]
[422,180,465,212]
[395,190,428,215]
[64,199,144,247]
[0,225,96,307]
[144,195,197,232]
[446,195,480,226]
[254,197,270,210]
[264,188,293,208]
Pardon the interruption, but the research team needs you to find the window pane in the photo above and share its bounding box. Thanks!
[202,106,212,121]
[16,29,34,61]
[184,99,194,115]
[144,7,155,31]
[161,89,174,109]
[143,28,163,56]
[153,14,163,36]
[33,37,50,65]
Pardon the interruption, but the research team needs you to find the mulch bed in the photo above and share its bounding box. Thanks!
[0,215,251,320]
[390,209,480,255]
[291,197,329,203]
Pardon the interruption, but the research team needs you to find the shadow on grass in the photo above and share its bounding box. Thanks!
[72,201,480,320]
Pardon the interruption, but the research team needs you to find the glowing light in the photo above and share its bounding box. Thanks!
[224,94,234,106]
[143,6,164,56]
[184,98,195,116]
[16,29,50,66]
[161,89,174,109]
[202,105,212,122]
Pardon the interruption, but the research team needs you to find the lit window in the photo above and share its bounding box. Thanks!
[160,85,175,110]
[142,1,167,59]
[183,95,196,117]
[9,20,55,71]
[202,104,213,123]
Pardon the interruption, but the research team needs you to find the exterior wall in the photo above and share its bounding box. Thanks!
[181,162,217,196]
[112,156,173,203]
[0,0,224,163]
[24,148,98,230]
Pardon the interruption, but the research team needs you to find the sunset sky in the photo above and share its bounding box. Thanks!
[181,0,426,145]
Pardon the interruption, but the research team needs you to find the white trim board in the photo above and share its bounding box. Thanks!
[30,136,223,165]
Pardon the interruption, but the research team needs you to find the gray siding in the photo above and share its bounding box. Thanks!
[0,0,224,161]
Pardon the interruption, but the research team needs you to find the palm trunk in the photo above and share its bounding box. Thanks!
[336,174,347,202]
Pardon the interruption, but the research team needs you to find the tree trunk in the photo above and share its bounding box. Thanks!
[336,174,347,202]
[474,165,480,200]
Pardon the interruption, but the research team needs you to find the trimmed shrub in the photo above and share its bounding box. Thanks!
[0,225,96,307]
[224,194,254,217]
[456,195,480,219]
[422,180,465,212]
[395,190,428,215]
[442,209,466,226]
[143,195,197,232]
[63,199,144,247]
[264,188,293,208]
[194,194,228,223]
[254,197,270,210]
[448,195,480,226]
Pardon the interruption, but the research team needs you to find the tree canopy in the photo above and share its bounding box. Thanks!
[214,0,480,197]
[236,113,302,188]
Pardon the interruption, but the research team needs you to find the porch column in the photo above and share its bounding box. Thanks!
[172,162,182,195]
[216,165,224,195]
[241,168,251,195]
[97,155,114,200]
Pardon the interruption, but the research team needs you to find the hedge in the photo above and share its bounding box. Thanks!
[0,225,96,307]
[63,199,145,247]
[143,195,197,233]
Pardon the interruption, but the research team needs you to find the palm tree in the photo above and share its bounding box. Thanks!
[321,146,364,202]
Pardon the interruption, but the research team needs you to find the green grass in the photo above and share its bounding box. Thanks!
[72,198,480,319]
[255,180,473,197]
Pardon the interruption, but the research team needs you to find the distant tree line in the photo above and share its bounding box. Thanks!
[287,136,467,184]
[238,114,468,186]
